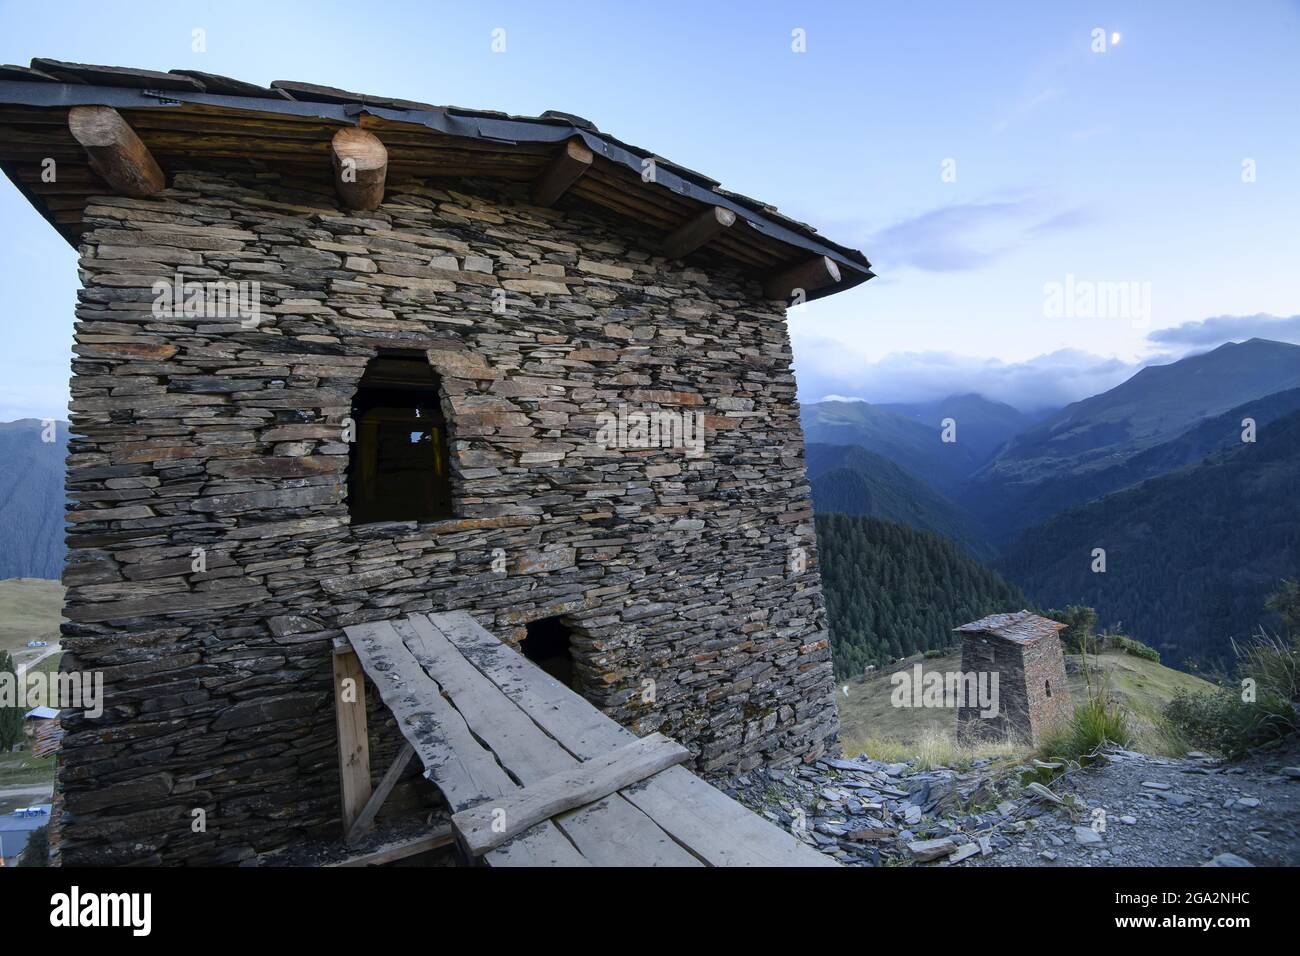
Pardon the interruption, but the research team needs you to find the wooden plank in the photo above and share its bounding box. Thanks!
[762,255,842,301]
[623,766,838,867]
[404,615,701,866]
[332,640,371,835]
[430,611,836,867]
[66,106,165,198]
[328,827,455,867]
[346,742,414,845]
[661,205,736,259]
[452,732,690,856]
[342,621,515,811]
[530,136,592,206]
[341,621,588,867]
[330,127,387,210]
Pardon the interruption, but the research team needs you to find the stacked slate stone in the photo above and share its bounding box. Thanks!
[60,166,838,864]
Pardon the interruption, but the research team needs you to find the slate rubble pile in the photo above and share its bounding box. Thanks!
[726,741,1300,867]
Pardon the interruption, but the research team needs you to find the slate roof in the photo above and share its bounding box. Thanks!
[0,59,873,299]
[953,610,1068,645]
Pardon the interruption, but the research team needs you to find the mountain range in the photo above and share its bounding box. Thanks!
[997,406,1300,668]
[806,443,991,558]
[801,392,1028,495]
[800,338,1300,671]
[1,339,1297,674]
[0,419,68,580]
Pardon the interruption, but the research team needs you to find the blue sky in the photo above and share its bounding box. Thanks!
[1,0,1298,417]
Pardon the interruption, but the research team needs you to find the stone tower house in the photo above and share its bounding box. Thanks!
[0,61,873,864]
[954,611,1071,744]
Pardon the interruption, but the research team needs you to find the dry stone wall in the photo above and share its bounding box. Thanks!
[59,167,838,864]
[957,634,1071,744]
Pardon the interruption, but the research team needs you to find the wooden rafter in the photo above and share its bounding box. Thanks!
[330,127,388,210]
[530,137,592,207]
[763,255,842,301]
[66,105,164,197]
[661,205,736,259]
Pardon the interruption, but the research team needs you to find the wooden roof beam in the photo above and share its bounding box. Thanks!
[763,255,842,302]
[330,127,388,211]
[66,106,165,198]
[530,137,592,207]
[661,205,736,259]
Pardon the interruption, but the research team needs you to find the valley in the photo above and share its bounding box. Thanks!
[800,338,1300,675]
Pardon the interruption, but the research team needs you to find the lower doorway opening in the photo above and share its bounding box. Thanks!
[521,616,576,690]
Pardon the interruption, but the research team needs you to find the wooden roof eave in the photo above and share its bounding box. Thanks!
[0,78,874,300]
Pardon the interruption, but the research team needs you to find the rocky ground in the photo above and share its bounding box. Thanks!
[724,739,1300,867]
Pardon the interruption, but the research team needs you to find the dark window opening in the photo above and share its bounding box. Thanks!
[522,617,575,689]
[1045,679,1052,698]
[347,353,452,525]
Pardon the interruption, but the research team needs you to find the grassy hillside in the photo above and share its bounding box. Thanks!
[0,578,64,658]
[836,647,1218,764]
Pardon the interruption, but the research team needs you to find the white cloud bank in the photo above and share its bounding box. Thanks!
[794,313,1300,411]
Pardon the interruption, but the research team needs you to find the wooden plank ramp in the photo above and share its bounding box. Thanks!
[342,611,836,867]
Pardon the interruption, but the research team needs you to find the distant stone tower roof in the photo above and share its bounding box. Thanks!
[953,610,1067,645]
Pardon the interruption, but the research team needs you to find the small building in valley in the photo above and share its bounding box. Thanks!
[0,59,873,864]
[954,611,1071,744]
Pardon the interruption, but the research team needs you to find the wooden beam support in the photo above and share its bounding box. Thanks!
[762,255,842,302]
[66,106,165,198]
[661,205,736,259]
[451,732,691,857]
[330,127,388,211]
[346,743,415,845]
[530,137,593,207]
[328,827,456,867]
[333,637,372,835]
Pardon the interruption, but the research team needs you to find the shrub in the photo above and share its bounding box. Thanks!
[1045,605,1100,654]
[1164,688,1295,759]
[1111,635,1160,663]
[1038,686,1133,763]
[1162,600,1299,758]
[18,825,48,867]
[0,649,23,752]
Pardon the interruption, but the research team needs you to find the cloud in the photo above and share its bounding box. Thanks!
[792,336,1140,412]
[1146,313,1300,348]
[792,312,1300,412]
[865,197,1089,273]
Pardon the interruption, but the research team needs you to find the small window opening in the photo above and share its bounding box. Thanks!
[348,352,452,525]
[522,617,575,689]
[1044,679,1052,698]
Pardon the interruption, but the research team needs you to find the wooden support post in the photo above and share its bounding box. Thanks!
[346,743,415,845]
[330,127,388,211]
[762,255,842,302]
[333,638,372,835]
[530,137,593,207]
[661,205,736,259]
[328,826,456,867]
[66,106,165,198]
